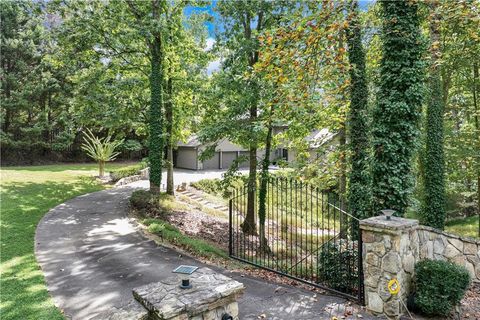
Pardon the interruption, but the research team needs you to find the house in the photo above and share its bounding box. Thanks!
[174,128,337,170]
[174,136,250,170]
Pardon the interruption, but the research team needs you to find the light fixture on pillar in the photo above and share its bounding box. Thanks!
[173,265,198,289]
[380,209,395,221]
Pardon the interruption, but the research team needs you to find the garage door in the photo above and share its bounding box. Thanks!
[238,151,249,168]
[175,148,197,170]
[221,152,237,169]
[202,152,220,170]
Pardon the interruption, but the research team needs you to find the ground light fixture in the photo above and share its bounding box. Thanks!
[173,265,198,289]
[380,209,396,220]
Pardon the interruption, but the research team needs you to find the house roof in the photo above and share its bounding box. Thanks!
[306,128,336,148]
[177,135,202,147]
[178,128,336,149]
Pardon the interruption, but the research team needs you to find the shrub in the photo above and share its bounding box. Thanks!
[110,162,147,182]
[130,190,188,217]
[317,240,358,292]
[81,128,123,177]
[413,259,470,316]
[191,178,223,196]
[129,190,156,211]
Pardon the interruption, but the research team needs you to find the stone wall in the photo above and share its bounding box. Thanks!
[360,216,480,319]
[114,168,150,187]
[417,225,480,281]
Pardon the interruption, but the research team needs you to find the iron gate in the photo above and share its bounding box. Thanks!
[228,177,364,302]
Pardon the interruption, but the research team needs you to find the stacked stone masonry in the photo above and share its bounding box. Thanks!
[132,267,244,320]
[360,216,479,319]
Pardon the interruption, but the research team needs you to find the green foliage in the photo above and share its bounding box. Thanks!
[81,129,123,163]
[421,66,446,228]
[414,259,470,316]
[420,4,446,229]
[148,27,164,192]
[129,190,158,213]
[81,128,123,176]
[121,140,143,152]
[317,240,358,292]
[141,218,227,258]
[445,215,480,239]
[346,0,372,221]
[191,178,223,196]
[191,177,246,198]
[110,162,147,182]
[371,0,425,216]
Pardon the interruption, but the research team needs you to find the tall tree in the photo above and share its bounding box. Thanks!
[371,0,425,216]
[421,0,446,229]
[203,0,292,234]
[346,0,371,220]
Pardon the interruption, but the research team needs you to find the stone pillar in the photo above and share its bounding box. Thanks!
[133,267,244,320]
[360,216,419,319]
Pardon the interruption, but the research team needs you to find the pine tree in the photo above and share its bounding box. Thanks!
[371,0,425,216]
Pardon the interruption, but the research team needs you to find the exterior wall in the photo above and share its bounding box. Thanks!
[215,139,247,152]
[176,147,198,170]
[360,216,480,319]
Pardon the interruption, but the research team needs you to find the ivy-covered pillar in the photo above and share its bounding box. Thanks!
[360,216,419,319]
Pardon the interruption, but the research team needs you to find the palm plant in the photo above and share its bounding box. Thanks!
[81,129,123,177]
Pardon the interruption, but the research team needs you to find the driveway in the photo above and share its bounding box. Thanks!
[35,185,372,319]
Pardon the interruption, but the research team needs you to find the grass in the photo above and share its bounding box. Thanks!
[141,218,228,259]
[0,162,137,320]
[445,215,479,239]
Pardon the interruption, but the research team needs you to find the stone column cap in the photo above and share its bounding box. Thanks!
[360,215,418,232]
[133,267,244,319]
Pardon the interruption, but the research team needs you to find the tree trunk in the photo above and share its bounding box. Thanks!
[165,74,174,195]
[472,62,479,236]
[242,142,257,235]
[346,0,371,228]
[148,0,164,194]
[257,105,274,254]
[338,123,347,238]
[422,0,446,229]
[241,11,259,235]
[99,160,105,177]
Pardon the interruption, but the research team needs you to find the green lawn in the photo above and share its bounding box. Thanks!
[445,215,480,239]
[0,162,135,320]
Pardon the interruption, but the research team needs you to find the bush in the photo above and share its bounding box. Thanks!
[129,190,157,211]
[414,259,470,316]
[317,240,358,292]
[110,162,147,182]
[130,190,188,217]
[191,178,223,196]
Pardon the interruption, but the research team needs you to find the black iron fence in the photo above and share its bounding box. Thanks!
[229,177,363,302]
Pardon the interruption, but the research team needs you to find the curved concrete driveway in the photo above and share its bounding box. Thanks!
[35,186,369,320]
